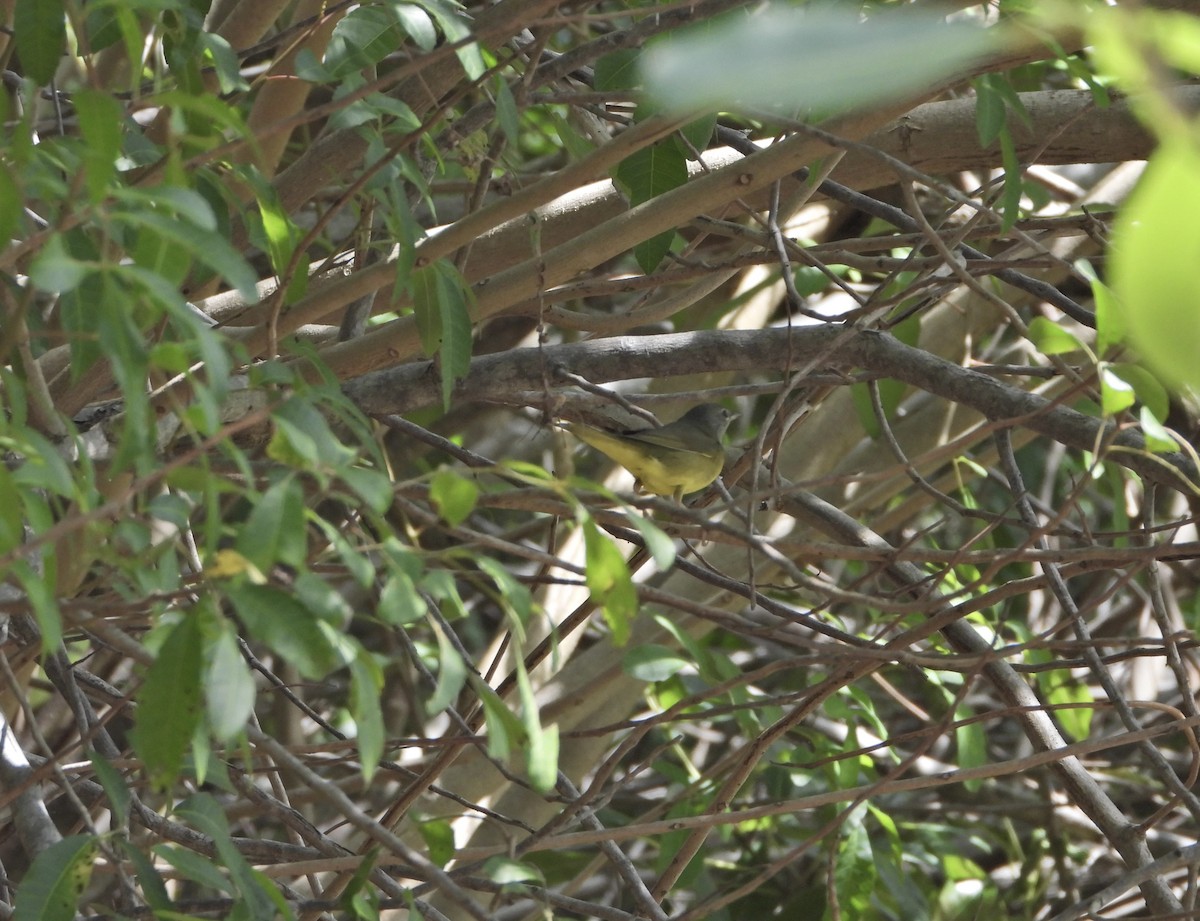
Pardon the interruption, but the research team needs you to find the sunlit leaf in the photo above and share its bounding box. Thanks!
[430,468,478,526]
[583,519,637,645]
[1111,142,1200,392]
[644,6,998,115]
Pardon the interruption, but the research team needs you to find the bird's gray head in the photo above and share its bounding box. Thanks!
[680,403,735,440]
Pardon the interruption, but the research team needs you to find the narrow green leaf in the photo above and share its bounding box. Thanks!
[468,674,525,762]
[115,839,172,911]
[0,163,21,243]
[613,142,688,275]
[14,0,66,85]
[156,843,233,892]
[624,511,676,569]
[998,129,1022,231]
[422,0,485,79]
[113,209,259,301]
[0,466,23,555]
[75,88,123,201]
[426,622,468,715]
[17,561,62,653]
[14,835,96,921]
[396,4,436,50]
[476,557,534,637]
[829,809,875,919]
[349,653,385,781]
[88,751,131,828]
[516,661,558,794]
[583,519,637,645]
[206,627,255,741]
[176,794,289,921]
[339,466,394,515]
[954,706,987,792]
[434,262,474,409]
[494,78,520,147]
[132,613,205,790]
[973,75,1006,146]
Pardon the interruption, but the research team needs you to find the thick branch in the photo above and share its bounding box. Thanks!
[342,326,1198,489]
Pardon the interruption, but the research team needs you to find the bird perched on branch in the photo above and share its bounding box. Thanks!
[565,403,735,502]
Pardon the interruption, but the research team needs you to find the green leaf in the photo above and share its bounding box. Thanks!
[644,6,998,115]
[349,653,385,781]
[430,468,479,526]
[379,570,427,626]
[623,510,676,569]
[0,163,20,244]
[476,557,534,638]
[14,835,97,921]
[114,839,172,911]
[206,626,256,741]
[469,674,525,762]
[28,234,88,294]
[435,264,474,409]
[1099,365,1136,417]
[482,856,543,887]
[1027,315,1084,356]
[595,49,641,91]
[236,475,308,571]
[132,613,205,790]
[418,819,455,867]
[998,128,1022,231]
[113,208,259,302]
[226,584,349,679]
[17,561,62,653]
[1044,675,1093,742]
[825,809,875,921]
[176,794,291,921]
[624,644,691,682]
[421,0,485,80]
[1090,276,1126,359]
[340,465,395,515]
[426,622,468,715]
[88,751,131,828]
[954,706,987,792]
[516,661,558,794]
[76,88,123,201]
[583,519,637,645]
[1140,405,1180,453]
[1111,142,1200,392]
[411,260,475,409]
[973,75,1006,146]
[14,0,66,85]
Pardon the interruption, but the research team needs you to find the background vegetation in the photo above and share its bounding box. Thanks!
[1,0,1199,918]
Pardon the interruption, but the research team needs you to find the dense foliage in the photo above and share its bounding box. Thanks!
[1,1,1199,919]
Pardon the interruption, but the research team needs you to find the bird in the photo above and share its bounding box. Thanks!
[565,402,735,502]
